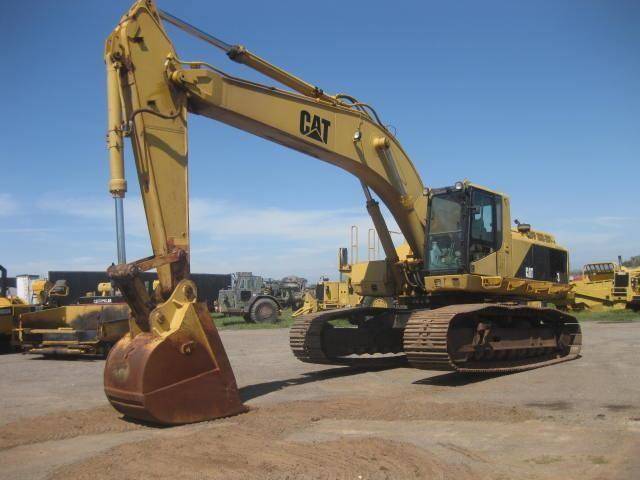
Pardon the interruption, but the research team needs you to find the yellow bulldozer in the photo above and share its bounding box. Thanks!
[99,0,581,425]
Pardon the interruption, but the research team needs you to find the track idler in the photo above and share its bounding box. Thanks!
[104,280,247,425]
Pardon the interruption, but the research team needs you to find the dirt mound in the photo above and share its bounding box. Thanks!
[0,406,146,451]
[285,396,537,423]
[0,393,535,454]
[51,432,473,480]
[40,395,534,479]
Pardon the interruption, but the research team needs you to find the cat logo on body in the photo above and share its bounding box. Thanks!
[299,110,331,144]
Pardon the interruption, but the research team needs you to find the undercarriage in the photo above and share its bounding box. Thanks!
[291,304,582,373]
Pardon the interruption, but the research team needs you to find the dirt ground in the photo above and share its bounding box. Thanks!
[0,321,638,480]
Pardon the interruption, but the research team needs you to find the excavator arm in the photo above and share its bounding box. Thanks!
[106,1,428,276]
[103,0,428,424]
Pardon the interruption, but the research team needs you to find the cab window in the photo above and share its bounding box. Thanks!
[469,190,502,262]
[425,192,465,272]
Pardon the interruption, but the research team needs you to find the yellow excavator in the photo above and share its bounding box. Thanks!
[102,0,581,425]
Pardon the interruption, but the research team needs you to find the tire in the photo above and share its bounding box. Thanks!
[249,297,280,323]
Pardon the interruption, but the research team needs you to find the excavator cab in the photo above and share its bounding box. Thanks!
[425,181,571,298]
[425,182,503,275]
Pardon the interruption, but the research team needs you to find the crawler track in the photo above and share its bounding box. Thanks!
[289,307,406,367]
[403,304,582,373]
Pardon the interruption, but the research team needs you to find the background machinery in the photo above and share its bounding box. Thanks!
[293,278,362,318]
[217,272,280,323]
[266,276,307,310]
[293,244,404,317]
[101,1,581,425]
[0,265,34,351]
[30,279,69,306]
[0,266,69,351]
[570,259,640,311]
[13,283,130,357]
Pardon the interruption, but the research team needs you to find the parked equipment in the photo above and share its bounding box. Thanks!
[0,266,35,350]
[293,279,362,318]
[30,279,69,306]
[218,272,280,323]
[14,285,130,357]
[292,246,405,317]
[102,1,581,425]
[266,276,307,310]
[1,266,70,351]
[570,260,640,311]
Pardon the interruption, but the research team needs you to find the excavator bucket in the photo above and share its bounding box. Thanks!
[104,280,247,425]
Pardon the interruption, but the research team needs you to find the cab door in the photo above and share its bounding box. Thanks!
[497,196,511,277]
[468,189,503,276]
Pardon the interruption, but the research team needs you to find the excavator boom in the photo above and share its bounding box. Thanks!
[106,1,427,268]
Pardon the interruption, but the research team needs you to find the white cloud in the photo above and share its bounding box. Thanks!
[0,193,19,217]
[36,193,394,243]
[0,228,57,233]
[554,216,632,229]
[27,193,398,279]
[189,198,373,240]
[36,194,112,219]
[552,215,640,268]
[592,216,633,228]
[13,189,640,280]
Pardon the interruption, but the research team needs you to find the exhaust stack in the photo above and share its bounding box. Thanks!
[0,265,7,297]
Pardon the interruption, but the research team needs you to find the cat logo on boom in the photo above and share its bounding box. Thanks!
[299,110,331,144]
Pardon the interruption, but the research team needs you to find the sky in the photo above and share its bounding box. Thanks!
[0,0,638,281]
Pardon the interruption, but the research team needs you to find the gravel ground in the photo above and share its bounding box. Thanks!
[0,321,638,479]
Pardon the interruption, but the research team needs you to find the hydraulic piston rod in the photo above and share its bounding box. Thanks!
[159,9,232,52]
[360,182,399,265]
[114,197,126,264]
[158,9,335,103]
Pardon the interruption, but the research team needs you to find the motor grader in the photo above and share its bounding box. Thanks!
[101,0,581,425]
